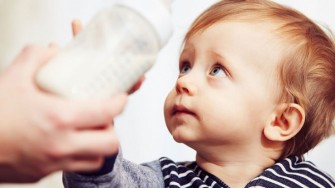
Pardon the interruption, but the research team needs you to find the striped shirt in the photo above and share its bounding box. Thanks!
[160,156,335,188]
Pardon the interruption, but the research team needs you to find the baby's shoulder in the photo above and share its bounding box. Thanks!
[159,157,196,170]
[250,156,335,188]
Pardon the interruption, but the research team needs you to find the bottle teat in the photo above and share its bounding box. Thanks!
[161,0,174,11]
[114,0,173,47]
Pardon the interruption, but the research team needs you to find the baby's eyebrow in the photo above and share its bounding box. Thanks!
[180,45,194,54]
[211,51,228,65]
[179,47,194,61]
[211,51,233,77]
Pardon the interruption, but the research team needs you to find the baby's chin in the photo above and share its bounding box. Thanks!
[169,129,193,144]
[171,133,200,149]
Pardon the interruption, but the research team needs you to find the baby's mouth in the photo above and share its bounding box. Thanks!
[172,105,196,116]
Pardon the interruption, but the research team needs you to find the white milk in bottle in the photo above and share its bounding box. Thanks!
[36,0,173,100]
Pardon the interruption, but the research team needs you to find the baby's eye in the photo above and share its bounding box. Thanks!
[209,65,227,77]
[180,62,191,74]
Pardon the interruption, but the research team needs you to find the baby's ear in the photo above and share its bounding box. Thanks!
[264,103,305,141]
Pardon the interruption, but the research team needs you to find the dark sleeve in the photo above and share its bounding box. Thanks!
[62,151,164,188]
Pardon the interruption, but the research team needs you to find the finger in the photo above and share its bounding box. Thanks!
[59,94,127,129]
[71,19,83,37]
[127,76,145,94]
[65,125,120,157]
[51,93,128,129]
[61,157,104,173]
[11,45,58,79]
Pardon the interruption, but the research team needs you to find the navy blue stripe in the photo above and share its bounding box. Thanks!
[159,156,334,188]
[281,157,335,187]
[262,169,304,187]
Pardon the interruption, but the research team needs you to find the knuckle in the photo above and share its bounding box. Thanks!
[44,141,68,160]
[94,158,104,170]
[103,110,114,124]
[21,44,40,55]
[89,158,104,171]
[93,104,112,124]
[46,148,66,161]
[46,109,73,130]
[104,137,119,155]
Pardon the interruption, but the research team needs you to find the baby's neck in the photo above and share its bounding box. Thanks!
[195,151,277,188]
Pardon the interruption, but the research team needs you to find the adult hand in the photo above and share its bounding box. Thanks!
[0,44,127,183]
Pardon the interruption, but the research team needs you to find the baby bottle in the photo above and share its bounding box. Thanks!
[36,0,174,100]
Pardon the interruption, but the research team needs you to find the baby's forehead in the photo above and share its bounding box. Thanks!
[185,19,286,51]
[186,17,287,43]
[184,21,284,66]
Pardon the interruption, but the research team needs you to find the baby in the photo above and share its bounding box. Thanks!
[63,0,335,187]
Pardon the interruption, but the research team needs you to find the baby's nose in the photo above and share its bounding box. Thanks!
[175,76,197,96]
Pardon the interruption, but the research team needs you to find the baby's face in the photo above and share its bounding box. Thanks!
[164,21,284,151]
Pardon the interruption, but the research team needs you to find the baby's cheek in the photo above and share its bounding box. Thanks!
[163,92,174,120]
[163,94,171,113]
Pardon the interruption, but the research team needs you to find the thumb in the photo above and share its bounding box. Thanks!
[11,44,59,79]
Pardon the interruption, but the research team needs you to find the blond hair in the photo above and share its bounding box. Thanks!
[185,0,335,159]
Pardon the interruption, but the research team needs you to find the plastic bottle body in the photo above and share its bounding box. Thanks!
[36,4,162,99]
